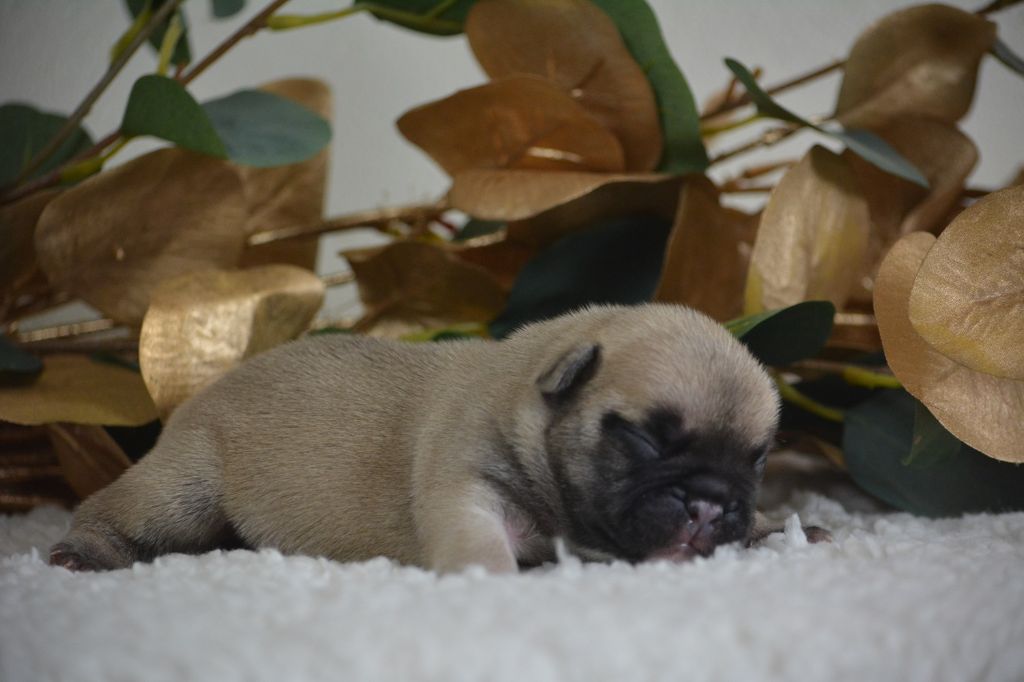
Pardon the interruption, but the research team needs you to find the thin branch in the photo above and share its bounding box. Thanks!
[13,318,117,344]
[321,271,355,287]
[700,58,845,122]
[179,0,294,86]
[792,359,901,390]
[7,0,186,188]
[976,0,1024,15]
[248,199,449,247]
[708,125,798,166]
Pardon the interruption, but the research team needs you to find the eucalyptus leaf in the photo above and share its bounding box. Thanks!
[122,75,227,158]
[490,215,671,338]
[455,219,504,242]
[356,0,476,36]
[992,37,1024,76]
[843,389,1024,516]
[0,104,93,186]
[591,0,708,173]
[0,336,43,385]
[724,58,928,187]
[211,0,245,18]
[904,401,961,468]
[124,0,191,66]
[202,90,332,168]
[725,301,835,366]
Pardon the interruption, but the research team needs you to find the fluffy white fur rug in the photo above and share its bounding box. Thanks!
[2,494,1023,682]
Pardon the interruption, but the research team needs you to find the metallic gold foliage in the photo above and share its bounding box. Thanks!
[874,231,1024,463]
[35,148,248,325]
[835,4,996,129]
[0,355,158,426]
[745,146,871,313]
[397,76,625,175]
[466,0,661,171]
[139,265,325,419]
[907,186,1024,380]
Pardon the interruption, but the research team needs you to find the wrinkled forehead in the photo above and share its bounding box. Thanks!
[588,339,779,448]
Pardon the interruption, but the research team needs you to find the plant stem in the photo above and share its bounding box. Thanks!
[793,359,901,390]
[708,125,798,166]
[700,112,762,137]
[13,319,117,344]
[179,0,294,86]
[774,375,845,423]
[248,199,449,247]
[700,58,845,122]
[268,0,461,32]
[976,0,1024,15]
[6,0,186,189]
[156,13,185,76]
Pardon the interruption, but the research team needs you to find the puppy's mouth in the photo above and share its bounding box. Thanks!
[644,500,724,562]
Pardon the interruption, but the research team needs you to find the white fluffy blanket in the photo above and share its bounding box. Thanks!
[3,495,1024,682]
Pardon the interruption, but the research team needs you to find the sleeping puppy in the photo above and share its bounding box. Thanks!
[50,304,823,573]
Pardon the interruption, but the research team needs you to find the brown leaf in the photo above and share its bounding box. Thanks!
[654,178,758,321]
[46,423,131,499]
[907,185,1024,379]
[450,169,681,246]
[397,76,625,175]
[240,78,332,270]
[744,146,871,313]
[845,116,978,304]
[0,188,61,296]
[874,231,1024,462]
[139,265,325,420]
[466,0,661,171]
[35,148,248,325]
[0,354,158,426]
[347,241,506,327]
[835,4,996,129]
[448,235,536,292]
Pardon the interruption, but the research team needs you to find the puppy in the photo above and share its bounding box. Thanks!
[51,304,802,573]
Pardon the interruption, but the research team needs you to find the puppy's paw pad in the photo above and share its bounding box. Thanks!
[804,526,833,544]
[49,544,102,572]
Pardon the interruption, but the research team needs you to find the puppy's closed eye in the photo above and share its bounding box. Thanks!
[603,414,660,460]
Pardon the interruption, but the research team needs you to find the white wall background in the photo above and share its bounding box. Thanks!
[2,0,1022,323]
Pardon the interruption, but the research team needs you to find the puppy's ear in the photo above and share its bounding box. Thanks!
[537,343,601,403]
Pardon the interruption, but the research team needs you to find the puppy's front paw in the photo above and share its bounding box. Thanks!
[49,543,103,572]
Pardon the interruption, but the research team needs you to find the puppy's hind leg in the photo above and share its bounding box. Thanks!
[50,428,238,571]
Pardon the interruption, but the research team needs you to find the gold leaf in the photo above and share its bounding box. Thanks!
[450,169,680,246]
[397,75,625,175]
[907,186,1024,379]
[347,241,506,326]
[139,265,325,420]
[835,4,996,129]
[46,423,132,499]
[845,116,978,303]
[874,231,1024,462]
[0,355,158,426]
[240,78,332,270]
[0,188,61,295]
[654,178,758,321]
[449,236,536,292]
[35,148,248,325]
[466,0,661,171]
[744,146,871,313]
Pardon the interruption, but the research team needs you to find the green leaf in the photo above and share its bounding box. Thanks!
[904,401,961,468]
[0,336,43,386]
[124,0,192,66]
[454,219,504,242]
[0,104,94,186]
[843,389,1024,516]
[591,0,708,173]
[724,58,928,187]
[201,90,332,168]
[992,37,1024,76]
[724,301,835,366]
[211,0,245,18]
[122,75,227,158]
[489,215,672,338]
[356,0,475,36]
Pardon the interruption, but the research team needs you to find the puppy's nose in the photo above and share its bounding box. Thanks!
[686,499,723,527]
